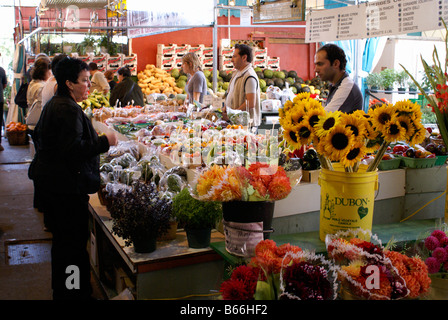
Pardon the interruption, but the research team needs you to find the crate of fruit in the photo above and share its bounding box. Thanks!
[378,158,401,170]
[6,122,28,145]
[399,155,436,168]
[435,155,448,166]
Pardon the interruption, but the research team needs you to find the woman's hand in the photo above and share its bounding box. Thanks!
[105,132,118,146]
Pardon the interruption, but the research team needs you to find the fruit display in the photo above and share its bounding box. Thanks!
[137,64,184,95]
[6,121,27,132]
[79,90,110,110]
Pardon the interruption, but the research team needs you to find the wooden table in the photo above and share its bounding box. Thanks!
[88,193,225,300]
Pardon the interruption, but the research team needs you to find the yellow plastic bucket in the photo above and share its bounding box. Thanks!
[318,163,378,241]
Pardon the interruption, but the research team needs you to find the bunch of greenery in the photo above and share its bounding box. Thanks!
[106,181,172,247]
[172,188,222,229]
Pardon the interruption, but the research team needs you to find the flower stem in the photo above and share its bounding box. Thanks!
[367,141,390,172]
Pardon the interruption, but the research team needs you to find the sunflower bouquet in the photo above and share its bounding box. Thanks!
[279,92,426,172]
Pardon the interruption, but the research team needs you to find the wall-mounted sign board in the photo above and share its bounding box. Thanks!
[253,0,306,23]
[306,0,448,43]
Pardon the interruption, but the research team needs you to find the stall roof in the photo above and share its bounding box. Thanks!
[43,0,107,9]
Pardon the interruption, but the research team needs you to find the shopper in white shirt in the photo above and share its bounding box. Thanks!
[41,54,67,107]
[223,44,261,127]
[88,62,110,94]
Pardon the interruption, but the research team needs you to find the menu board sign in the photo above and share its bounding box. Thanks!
[306,0,447,43]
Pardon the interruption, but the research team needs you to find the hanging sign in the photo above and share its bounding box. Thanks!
[306,0,448,43]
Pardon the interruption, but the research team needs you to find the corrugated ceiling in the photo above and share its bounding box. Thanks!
[45,0,108,8]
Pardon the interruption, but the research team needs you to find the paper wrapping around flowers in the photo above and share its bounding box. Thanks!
[190,163,301,202]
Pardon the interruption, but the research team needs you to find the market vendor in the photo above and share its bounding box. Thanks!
[29,57,117,300]
[88,62,110,95]
[181,52,207,104]
[110,66,144,107]
[314,43,363,113]
[223,43,261,128]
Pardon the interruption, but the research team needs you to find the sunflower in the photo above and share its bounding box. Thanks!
[304,97,325,111]
[394,100,422,120]
[322,124,355,161]
[280,104,306,129]
[295,122,313,146]
[383,116,407,143]
[339,113,368,143]
[282,126,302,149]
[369,103,397,132]
[408,122,426,146]
[314,111,343,138]
[340,140,367,168]
[303,106,326,135]
[293,92,311,103]
[396,115,415,142]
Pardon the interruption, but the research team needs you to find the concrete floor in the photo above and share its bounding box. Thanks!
[0,134,106,300]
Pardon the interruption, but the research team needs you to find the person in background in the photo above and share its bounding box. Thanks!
[223,43,261,128]
[109,66,144,107]
[41,54,67,107]
[181,52,207,104]
[29,57,117,300]
[104,70,117,91]
[88,62,109,95]
[0,63,7,152]
[314,43,363,113]
[26,53,50,82]
[26,59,51,130]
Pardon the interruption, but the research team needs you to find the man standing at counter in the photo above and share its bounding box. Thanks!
[223,44,261,128]
[314,43,362,113]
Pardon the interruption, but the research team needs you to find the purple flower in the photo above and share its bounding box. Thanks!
[432,247,448,263]
[431,230,447,241]
[425,236,440,251]
[425,257,440,274]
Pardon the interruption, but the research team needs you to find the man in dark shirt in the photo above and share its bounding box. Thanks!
[314,43,363,113]
[109,66,144,107]
[0,65,7,151]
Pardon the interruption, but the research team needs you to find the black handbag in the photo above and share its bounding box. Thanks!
[14,82,29,109]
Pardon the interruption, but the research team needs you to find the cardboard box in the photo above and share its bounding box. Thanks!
[122,54,137,66]
[301,169,320,183]
[266,56,280,70]
[175,44,191,57]
[203,46,214,57]
[106,55,123,71]
[91,54,108,65]
[252,58,266,69]
[189,44,204,56]
[219,55,234,70]
[253,47,268,59]
[78,55,92,63]
[201,56,214,68]
[156,54,176,68]
[157,43,177,56]
[219,46,234,58]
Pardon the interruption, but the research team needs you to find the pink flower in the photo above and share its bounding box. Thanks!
[425,257,440,274]
[425,236,440,251]
[431,230,447,241]
[432,247,448,263]
[443,261,448,272]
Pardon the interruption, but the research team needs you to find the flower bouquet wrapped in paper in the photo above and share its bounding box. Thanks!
[220,239,338,300]
[326,229,430,300]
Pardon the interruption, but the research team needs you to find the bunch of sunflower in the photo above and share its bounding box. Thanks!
[279,92,426,172]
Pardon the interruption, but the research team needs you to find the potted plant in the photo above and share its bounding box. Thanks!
[379,68,397,93]
[106,181,172,253]
[172,187,222,248]
[408,80,418,93]
[396,70,409,94]
[365,73,381,92]
[77,34,97,55]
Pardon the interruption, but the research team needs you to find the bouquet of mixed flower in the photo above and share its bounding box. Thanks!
[191,162,297,202]
[220,239,338,300]
[279,92,426,172]
[401,20,448,149]
[326,229,431,300]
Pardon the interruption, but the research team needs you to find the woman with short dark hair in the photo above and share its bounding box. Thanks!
[110,66,144,107]
[29,57,117,300]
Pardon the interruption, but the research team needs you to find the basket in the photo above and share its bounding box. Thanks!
[378,158,401,171]
[435,155,448,166]
[6,130,28,146]
[399,155,436,169]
